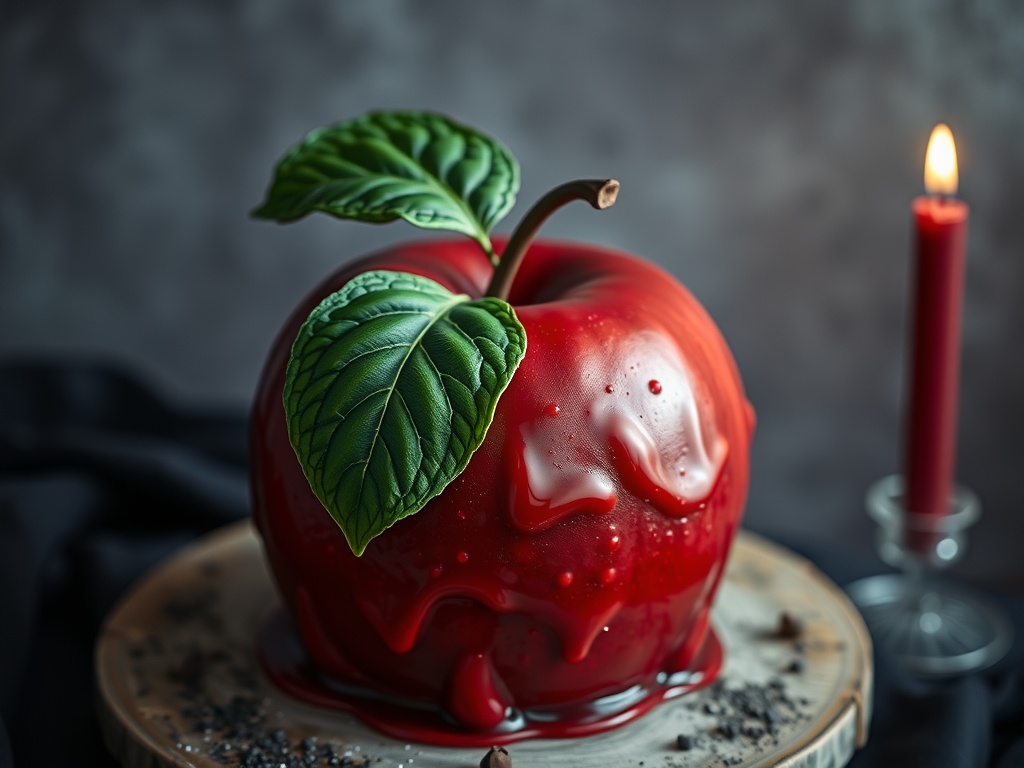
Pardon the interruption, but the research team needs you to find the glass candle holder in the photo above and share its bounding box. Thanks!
[847,475,1013,677]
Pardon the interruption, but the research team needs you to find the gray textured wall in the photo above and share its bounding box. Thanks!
[3,1,1023,586]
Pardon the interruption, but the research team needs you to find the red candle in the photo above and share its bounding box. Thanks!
[903,124,969,520]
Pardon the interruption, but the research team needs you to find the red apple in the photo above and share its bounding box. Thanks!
[251,236,754,743]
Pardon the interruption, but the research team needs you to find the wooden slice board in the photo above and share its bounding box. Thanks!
[96,523,871,768]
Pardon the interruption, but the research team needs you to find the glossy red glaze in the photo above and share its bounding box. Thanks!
[251,239,754,742]
[258,605,723,745]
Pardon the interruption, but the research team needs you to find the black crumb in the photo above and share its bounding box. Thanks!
[177,688,371,767]
[743,724,765,740]
[696,678,810,748]
[717,717,742,740]
[144,595,374,767]
[676,734,695,751]
[777,612,803,640]
[785,658,806,674]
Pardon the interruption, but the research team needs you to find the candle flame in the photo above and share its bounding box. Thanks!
[924,123,958,196]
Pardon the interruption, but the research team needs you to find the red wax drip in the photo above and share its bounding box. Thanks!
[258,607,723,746]
[448,652,509,731]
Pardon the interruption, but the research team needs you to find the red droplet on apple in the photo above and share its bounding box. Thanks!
[648,379,663,394]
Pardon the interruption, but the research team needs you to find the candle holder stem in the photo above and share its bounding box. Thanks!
[847,475,1013,676]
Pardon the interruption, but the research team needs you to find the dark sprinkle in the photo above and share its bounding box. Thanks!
[184,689,371,767]
[687,678,810,750]
[785,658,806,674]
[149,594,375,768]
[177,684,376,765]
[717,717,742,740]
[742,724,765,740]
[777,612,804,640]
[676,734,695,751]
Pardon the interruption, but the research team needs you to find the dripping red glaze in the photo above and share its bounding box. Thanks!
[251,239,754,744]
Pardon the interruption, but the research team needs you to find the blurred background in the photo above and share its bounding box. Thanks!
[2,1,1023,588]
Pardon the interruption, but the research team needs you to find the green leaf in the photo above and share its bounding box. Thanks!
[253,111,520,262]
[283,269,527,555]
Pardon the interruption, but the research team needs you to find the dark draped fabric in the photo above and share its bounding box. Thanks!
[1,359,1021,767]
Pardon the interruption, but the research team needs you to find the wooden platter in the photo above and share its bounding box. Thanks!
[96,522,871,768]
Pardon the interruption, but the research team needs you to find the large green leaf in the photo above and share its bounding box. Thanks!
[284,270,527,555]
[253,111,519,261]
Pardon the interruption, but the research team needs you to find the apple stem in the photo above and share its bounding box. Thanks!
[485,179,619,301]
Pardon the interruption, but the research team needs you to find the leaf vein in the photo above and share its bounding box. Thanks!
[354,295,464,510]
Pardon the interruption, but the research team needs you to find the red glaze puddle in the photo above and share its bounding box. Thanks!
[259,608,723,747]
